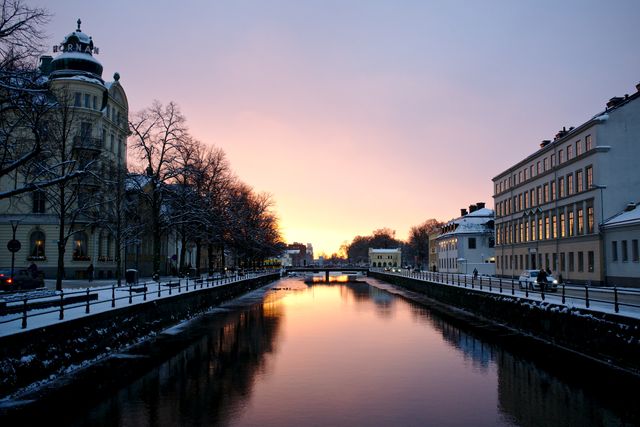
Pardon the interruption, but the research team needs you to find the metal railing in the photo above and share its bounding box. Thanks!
[371,268,640,316]
[0,270,274,332]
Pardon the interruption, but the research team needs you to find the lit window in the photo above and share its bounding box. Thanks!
[30,231,46,259]
[73,231,89,260]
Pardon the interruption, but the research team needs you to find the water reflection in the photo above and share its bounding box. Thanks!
[71,297,285,426]
[49,279,640,426]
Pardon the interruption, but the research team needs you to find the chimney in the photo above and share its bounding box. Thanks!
[624,202,637,212]
[476,202,485,209]
[636,82,640,93]
[606,97,624,109]
[540,139,551,148]
[468,204,477,213]
[460,208,468,217]
[554,127,568,141]
[39,55,53,75]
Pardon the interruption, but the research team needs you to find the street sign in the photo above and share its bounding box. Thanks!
[7,239,21,253]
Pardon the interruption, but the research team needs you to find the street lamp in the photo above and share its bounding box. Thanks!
[591,184,607,285]
[9,219,22,283]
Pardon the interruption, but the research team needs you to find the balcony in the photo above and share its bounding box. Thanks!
[72,136,102,152]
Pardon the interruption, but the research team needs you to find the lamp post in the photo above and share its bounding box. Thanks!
[8,219,22,283]
[591,184,607,285]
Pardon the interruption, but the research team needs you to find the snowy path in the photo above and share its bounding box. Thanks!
[0,273,274,338]
[374,270,640,320]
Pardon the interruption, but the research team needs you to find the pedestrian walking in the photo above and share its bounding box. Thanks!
[473,268,478,280]
[28,261,38,278]
[537,268,547,291]
[87,263,94,282]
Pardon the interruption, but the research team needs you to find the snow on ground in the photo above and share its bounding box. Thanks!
[1,270,638,339]
[375,270,640,320]
[0,273,271,338]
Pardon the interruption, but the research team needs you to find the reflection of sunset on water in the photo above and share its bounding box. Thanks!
[52,277,639,426]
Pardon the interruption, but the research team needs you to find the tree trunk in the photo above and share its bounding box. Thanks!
[179,233,187,273]
[195,239,202,274]
[56,185,66,291]
[220,242,226,270]
[152,190,161,278]
[207,242,214,273]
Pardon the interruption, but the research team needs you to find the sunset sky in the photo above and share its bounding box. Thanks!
[35,0,640,255]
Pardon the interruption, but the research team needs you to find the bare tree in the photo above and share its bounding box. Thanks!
[225,181,282,269]
[198,146,232,273]
[20,87,100,289]
[407,219,443,268]
[128,100,187,277]
[0,1,54,200]
[166,137,205,274]
[0,0,49,70]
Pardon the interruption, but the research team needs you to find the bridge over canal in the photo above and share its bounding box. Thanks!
[284,266,369,281]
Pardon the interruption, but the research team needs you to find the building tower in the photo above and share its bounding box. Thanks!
[0,19,129,280]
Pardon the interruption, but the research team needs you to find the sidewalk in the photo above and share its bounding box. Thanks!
[43,271,245,290]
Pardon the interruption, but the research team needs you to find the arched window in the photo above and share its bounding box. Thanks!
[73,231,89,260]
[29,230,46,259]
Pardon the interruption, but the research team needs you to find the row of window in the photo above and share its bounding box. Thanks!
[497,251,595,274]
[439,257,459,270]
[495,134,593,195]
[73,91,125,128]
[611,240,640,262]
[496,165,593,217]
[23,230,113,261]
[496,201,595,245]
[371,262,398,267]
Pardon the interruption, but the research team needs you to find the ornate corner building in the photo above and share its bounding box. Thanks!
[0,20,129,279]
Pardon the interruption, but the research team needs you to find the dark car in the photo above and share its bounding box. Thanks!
[0,269,45,291]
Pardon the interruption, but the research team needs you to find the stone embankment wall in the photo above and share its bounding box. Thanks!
[370,271,640,377]
[0,274,279,398]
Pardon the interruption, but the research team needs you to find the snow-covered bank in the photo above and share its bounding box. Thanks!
[0,273,279,399]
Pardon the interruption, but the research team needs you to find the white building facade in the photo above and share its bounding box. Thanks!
[493,83,640,285]
[369,248,401,268]
[603,202,640,286]
[436,203,495,275]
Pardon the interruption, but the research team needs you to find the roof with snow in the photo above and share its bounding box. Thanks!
[604,202,640,228]
[493,82,640,182]
[368,248,401,253]
[50,19,103,81]
[125,174,152,191]
[438,207,495,238]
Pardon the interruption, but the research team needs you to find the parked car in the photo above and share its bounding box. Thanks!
[518,270,558,291]
[0,269,45,291]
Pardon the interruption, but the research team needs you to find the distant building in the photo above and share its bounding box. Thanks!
[493,82,640,284]
[284,242,309,266]
[369,248,401,268]
[436,203,495,275]
[603,202,640,286]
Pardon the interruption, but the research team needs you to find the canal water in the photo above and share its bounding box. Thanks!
[55,277,640,425]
